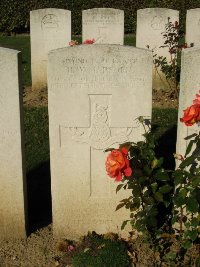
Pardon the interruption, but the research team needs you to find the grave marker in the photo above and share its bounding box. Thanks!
[30,8,71,89]
[136,8,179,91]
[176,47,200,158]
[48,45,152,239]
[186,9,200,47]
[82,8,124,44]
[0,47,27,238]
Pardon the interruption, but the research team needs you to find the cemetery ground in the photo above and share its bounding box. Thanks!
[0,35,198,266]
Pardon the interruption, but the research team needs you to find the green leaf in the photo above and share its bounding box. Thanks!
[173,169,185,185]
[156,157,164,168]
[186,197,199,213]
[116,184,124,193]
[185,229,198,241]
[132,184,141,197]
[121,220,129,230]
[151,182,158,193]
[155,169,170,181]
[179,155,196,168]
[182,240,193,250]
[159,184,173,194]
[191,217,199,227]
[185,140,195,156]
[165,251,177,260]
[179,188,187,198]
[154,192,164,202]
[116,202,126,211]
[184,133,197,140]
[191,175,200,187]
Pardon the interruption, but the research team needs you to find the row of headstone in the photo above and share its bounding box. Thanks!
[0,43,152,239]
[30,7,200,92]
[1,21,200,240]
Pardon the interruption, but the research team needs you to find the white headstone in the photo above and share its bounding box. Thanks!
[82,8,124,44]
[186,9,200,47]
[176,47,200,158]
[30,8,71,89]
[48,45,152,239]
[0,47,27,238]
[136,8,179,90]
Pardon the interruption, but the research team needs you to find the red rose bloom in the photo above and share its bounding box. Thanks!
[180,104,200,126]
[105,147,132,182]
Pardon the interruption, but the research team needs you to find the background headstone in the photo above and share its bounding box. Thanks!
[30,8,71,89]
[0,47,27,238]
[186,9,200,47]
[176,47,200,158]
[82,8,124,44]
[48,44,152,239]
[136,8,179,91]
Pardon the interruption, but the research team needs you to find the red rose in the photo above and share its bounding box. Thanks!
[105,147,132,182]
[180,104,200,126]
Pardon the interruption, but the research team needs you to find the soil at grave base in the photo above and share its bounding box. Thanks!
[23,86,178,109]
[0,224,199,267]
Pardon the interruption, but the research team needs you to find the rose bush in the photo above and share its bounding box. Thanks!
[105,94,200,263]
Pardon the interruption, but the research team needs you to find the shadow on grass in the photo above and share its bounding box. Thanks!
[153,124,177,170]
[26,160,52,234]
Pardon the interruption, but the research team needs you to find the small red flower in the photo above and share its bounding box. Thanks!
[105,147,132,182]
[83,38,95,44]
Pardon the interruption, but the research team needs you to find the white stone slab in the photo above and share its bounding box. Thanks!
[82,8,124,44]
[48,45,152,239]
[176,47,200,158]
[186,9,200,47]
[136,8,179,90]
[30,8,71,89]
[0,47,27,238]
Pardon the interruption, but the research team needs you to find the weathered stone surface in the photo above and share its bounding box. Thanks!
[0,47,27,238]
[82,8,124,44]
[176,47,200,158]
[30,8,71,89]
[136,8,179,91]
[48,45,152,239]
[186,9,200,47]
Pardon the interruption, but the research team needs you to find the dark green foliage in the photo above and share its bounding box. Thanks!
[1,0,200,35]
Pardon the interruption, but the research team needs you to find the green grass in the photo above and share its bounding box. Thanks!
[72,233,131,267]
[24,107,49,171]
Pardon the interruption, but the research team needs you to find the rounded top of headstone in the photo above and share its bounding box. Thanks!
[0,47,20,55]
[187,8,200,13]
[48,44,151,59]
[30,8,71,15]
[137,8,179,14]
[82,8,124,13]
